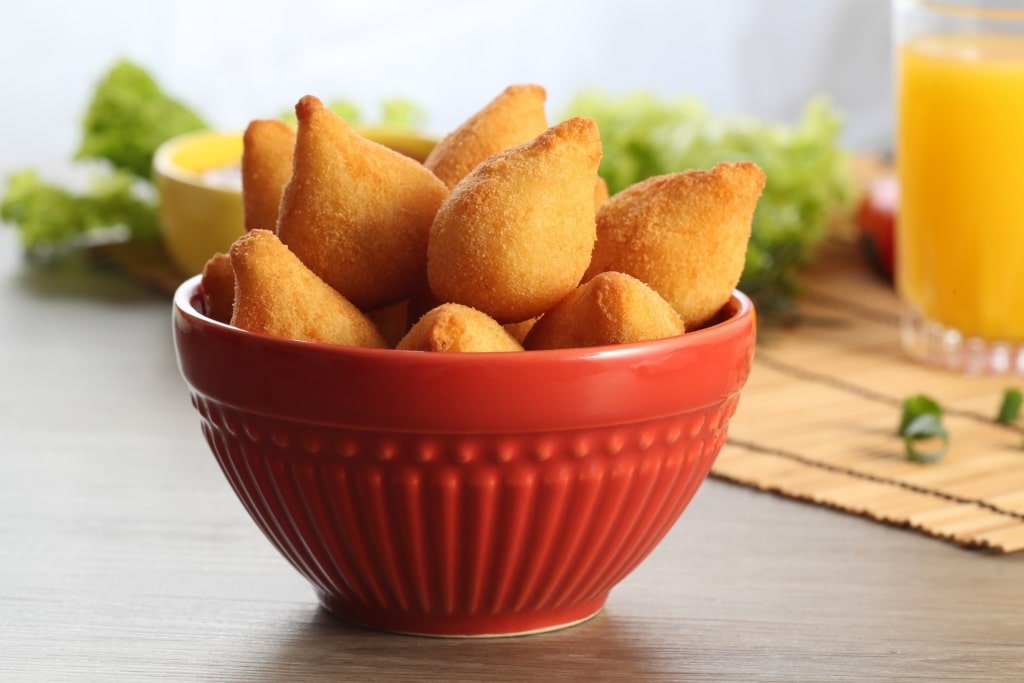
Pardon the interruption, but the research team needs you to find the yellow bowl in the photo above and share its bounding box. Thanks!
[153,127,437,276]
[153,130,245,276]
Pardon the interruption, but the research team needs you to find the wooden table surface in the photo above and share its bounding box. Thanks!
[2,230,1022,682]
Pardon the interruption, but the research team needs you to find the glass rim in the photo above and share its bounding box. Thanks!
[906,0,1024,22]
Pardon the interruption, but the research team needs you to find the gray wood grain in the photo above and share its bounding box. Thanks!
[2,233,1022,682]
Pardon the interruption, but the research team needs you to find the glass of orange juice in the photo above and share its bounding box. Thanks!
[895,0,1024,374]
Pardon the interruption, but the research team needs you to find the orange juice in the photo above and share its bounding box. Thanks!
[898,33,1024,342]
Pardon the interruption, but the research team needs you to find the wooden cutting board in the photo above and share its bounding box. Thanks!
[714,238,1024,553]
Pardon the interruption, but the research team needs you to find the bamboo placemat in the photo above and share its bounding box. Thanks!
[714,239,1024,553]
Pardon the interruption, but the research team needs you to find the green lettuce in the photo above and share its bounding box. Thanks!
[76,59,207,179]
[3,59,205,255]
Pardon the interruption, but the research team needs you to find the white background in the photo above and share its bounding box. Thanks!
[0,0,892,176]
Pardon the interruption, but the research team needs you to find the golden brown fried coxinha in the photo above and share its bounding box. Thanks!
[397,303,523,353]
[229,229,386,348]
[428,117,602,324]
[276,95,448,311]
[424,84,548,189]
[584,161,765,329]
[199,251,235,324]
[524,272,684,350]
[241,119,296,232]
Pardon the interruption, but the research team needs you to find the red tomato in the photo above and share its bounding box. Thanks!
[856,174,898,282]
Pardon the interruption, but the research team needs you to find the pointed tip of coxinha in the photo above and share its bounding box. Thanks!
[278,94,448,311]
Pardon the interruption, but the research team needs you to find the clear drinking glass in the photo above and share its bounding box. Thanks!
[894,0,1024,374]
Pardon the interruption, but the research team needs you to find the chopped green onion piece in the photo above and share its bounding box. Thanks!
[996,388,1022,424]
[898,394,942,435]
[898,394,948,463]
[901,413,949,463]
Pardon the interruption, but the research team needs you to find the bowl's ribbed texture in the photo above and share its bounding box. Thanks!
[195,397,737,635]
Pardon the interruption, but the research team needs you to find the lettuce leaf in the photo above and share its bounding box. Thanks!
[76,59,207,179]
[1,169,158,255]
[3,59,200,256]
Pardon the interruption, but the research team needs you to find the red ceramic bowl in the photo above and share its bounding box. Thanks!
[173,276,756,637]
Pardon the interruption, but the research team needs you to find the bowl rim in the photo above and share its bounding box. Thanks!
[173,274,754,362]
[173,275,757,432]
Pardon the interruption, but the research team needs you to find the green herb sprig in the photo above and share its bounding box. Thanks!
[898,394,949,464]
[996,388,1023,425]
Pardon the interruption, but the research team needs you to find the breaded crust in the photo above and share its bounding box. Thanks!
[424,84,549,189]
[524,271,684,350]
[276,95,449,311]
[241,119,295,233]
[427,117,602,323]
[229,229,386,348]
[397,303,523,352]
[584,161,765,329]
[199,251,235,324]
